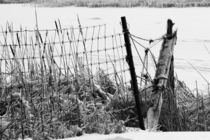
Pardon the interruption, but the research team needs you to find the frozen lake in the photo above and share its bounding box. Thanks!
[0,4,210,91]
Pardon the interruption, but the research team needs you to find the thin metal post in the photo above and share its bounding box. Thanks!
[121,16,145,130]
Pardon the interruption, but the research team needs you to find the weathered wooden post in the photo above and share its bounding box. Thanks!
[121,16,145,130]
[144,19,178,130]
[159,19,181,131]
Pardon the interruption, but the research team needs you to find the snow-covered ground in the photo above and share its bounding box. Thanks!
[57,131,210,140]
[18,129,210,140]
[1,4,210,91]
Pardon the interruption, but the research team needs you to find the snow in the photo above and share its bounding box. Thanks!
[55,131,210,140]
[16,127,210,140]
[17,130,210,140]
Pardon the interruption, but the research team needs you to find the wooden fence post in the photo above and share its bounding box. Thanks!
[144,19,178,130]
[159,19,181,131]
[121,16,145,130]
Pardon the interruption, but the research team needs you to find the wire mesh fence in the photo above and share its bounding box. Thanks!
[0,22,131,84]
[0,20,136,139]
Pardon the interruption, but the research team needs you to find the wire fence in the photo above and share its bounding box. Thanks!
[0,20,136,139]
[0,22,131,83]
[129,32,165,87]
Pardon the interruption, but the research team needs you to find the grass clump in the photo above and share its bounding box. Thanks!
[0,66,132,139]
[175,80,210,131]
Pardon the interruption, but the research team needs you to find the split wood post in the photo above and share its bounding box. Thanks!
[145,19,177,130]
[158,19,180,131]
[121,16,145,130]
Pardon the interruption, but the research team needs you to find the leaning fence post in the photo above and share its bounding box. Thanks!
[150,19,178,131]
[121,16,145,130]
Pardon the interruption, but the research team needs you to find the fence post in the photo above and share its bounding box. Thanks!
[151,19,178,131]
[121,16,145,130]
